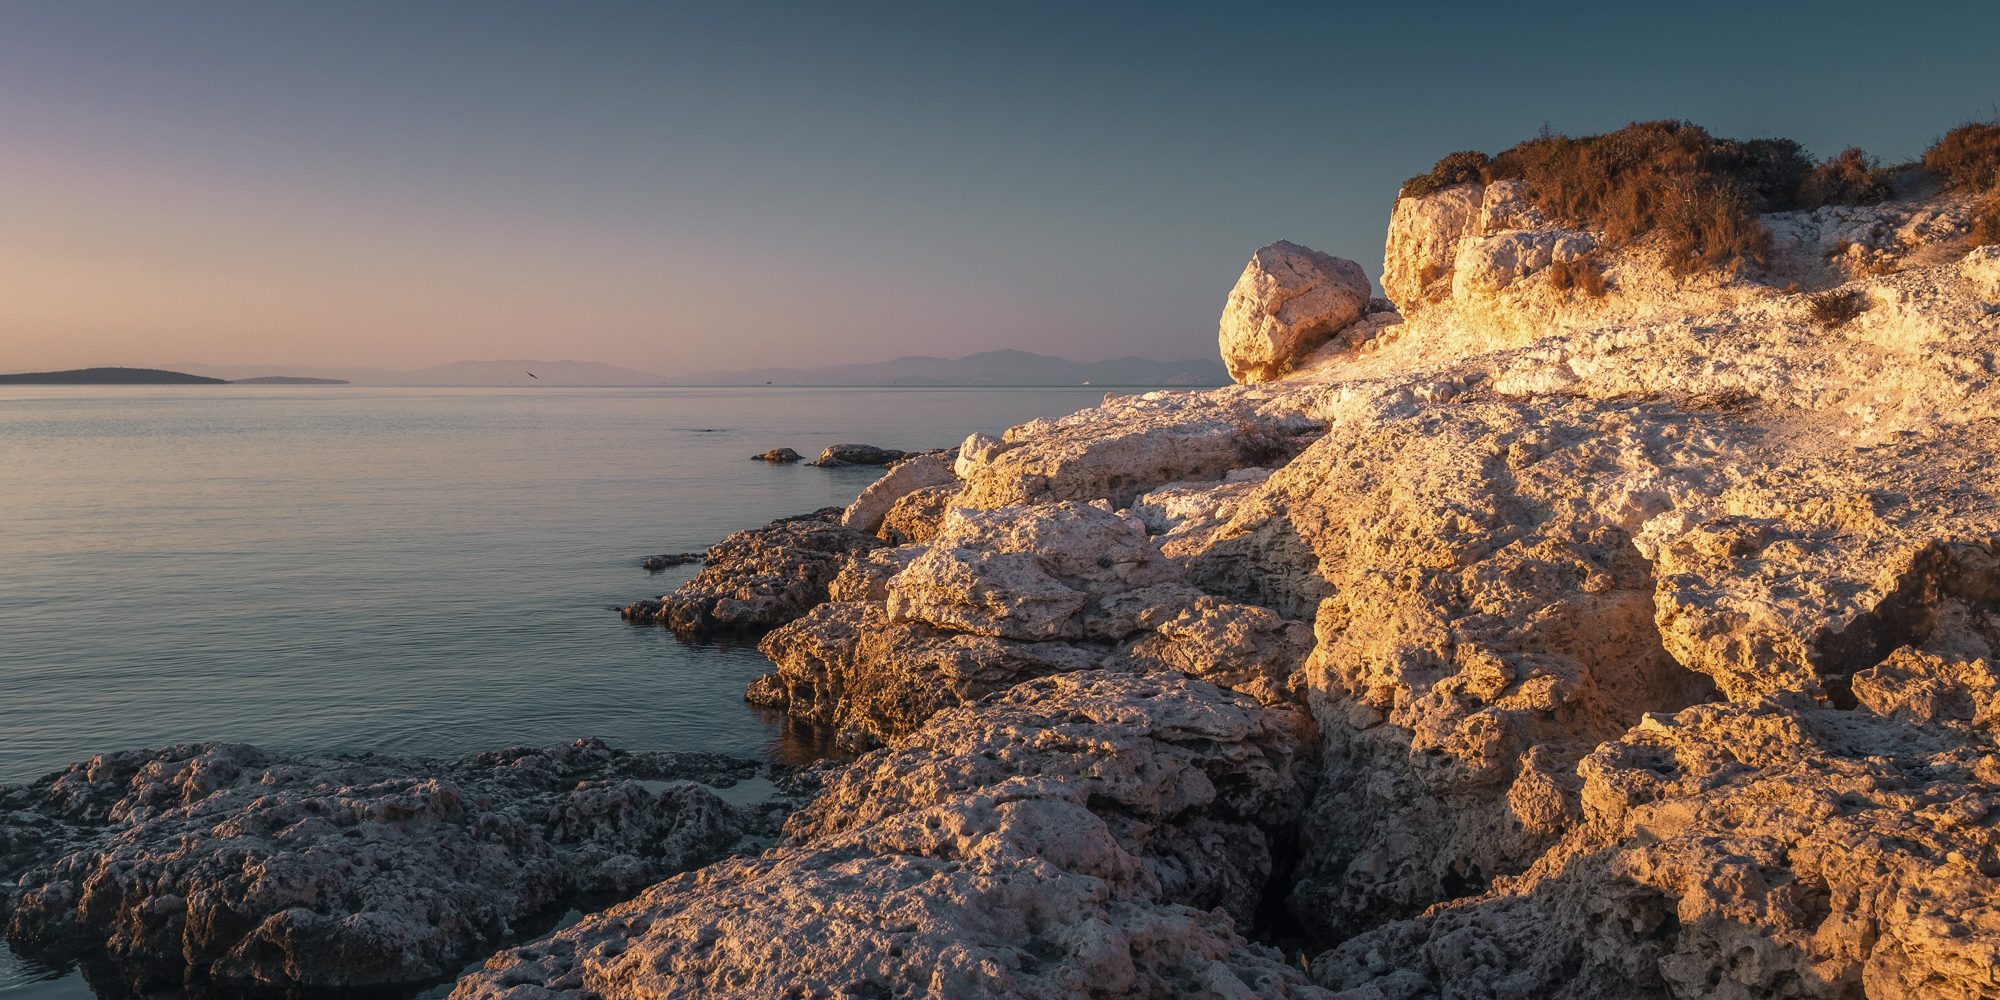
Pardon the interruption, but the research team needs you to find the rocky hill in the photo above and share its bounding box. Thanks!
[5,122,1998,999]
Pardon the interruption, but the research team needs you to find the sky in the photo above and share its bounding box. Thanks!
[3,1,1997,375]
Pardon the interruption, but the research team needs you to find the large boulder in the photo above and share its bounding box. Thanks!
[1219,241,1372,384]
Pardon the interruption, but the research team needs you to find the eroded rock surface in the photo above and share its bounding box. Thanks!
[841,452,957,535]
[1219,241,1373,384]
[453,671,1329,1000]
[0,741,772,993]
[623,507,884,637]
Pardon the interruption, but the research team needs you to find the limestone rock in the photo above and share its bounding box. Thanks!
[1121,595,1313,706]
[1219,241,1372,384]
[886,502,1185,641]
[1315,697,2000,1000]
[750,447,801,463]
[954,388,1323,509]
[0,741,761,993]
[878,482,958,544]
[453,671,1328,1000]
[753,601,1103,750]
[632,508,885,637]
[841,452,957,535]
[1382,182,1483,310]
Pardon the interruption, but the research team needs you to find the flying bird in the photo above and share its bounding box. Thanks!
[525,371,538,380]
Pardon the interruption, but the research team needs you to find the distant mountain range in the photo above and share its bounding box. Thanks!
[663,350,1228,387]
[164,352,1228,387]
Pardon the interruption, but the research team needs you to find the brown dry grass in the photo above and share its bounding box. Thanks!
[1924,122,2000,193]
[1545,256,1608,298]
[1808,288,1868,329]
[1399,121,1920,277]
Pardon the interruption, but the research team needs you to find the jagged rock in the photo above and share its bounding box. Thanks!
[1383,182,1484,310]
[453,671,1328,1000]
[750,447,801,463]
[824,544,924,603]
[1121,595,1313,706]
[630,508,884,637]
[886,502,1186,641]
[0,741,763,993]
[954,388,1324,509]
[753,600,1103,749]
[810,443,907,466]
[841,452,957,535]
[878,481,958,544]
[1314,696,2000,1000]
[1218,241,1373,384]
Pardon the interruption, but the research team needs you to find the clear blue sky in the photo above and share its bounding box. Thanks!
[3,1,1996,373]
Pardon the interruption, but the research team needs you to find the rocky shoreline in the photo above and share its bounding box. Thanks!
[10,133,2000,997]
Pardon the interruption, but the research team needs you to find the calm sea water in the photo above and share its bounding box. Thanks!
[0,385,1114,785]
[0,384,1117,995]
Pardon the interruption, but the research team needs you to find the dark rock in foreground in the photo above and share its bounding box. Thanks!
[623,507,885,638]
[0,740,782,994]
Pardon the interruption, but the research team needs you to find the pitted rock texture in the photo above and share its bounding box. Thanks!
[878,481,958,544]
[1219,241,1373,384]
[841,452,958,535]
[886,502,1187,642]
[0,740,767,993]
[627,507,884,637]
[753,600,1102,750]
[953,388,1324,509]
[452,671,1329,1000]
[1314,696,2000,1000]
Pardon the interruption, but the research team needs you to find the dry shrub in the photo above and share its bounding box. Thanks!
[1807,288,1868,329]
[1401,150,1490,199]
[1545,256,1607,298]
[1401,121,1913,277]
[1802,148,1893,207]
[1973,193,2000,246]
[1924,122,2000,193]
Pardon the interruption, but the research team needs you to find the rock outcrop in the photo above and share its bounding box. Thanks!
[809,443,908,466]
[621,507,884,637]
[1219,241,1374,384]
[840,452,957,535]
[452,671,1327,1000]
[0,740,776,994]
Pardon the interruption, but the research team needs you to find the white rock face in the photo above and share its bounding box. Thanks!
[1382,182,1484,309]
[1218,241,1372,383]
[840,452,957,535]
[1450,228,1597,296]
[887,502,1184,641]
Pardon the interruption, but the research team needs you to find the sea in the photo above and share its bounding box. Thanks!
[0,383,1112,997]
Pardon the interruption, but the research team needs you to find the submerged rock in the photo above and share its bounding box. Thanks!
[0,740,773,994]
[638,551,702,572]
[750,447,801,463]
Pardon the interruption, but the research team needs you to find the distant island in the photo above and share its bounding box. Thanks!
[0,367,227,385]
[0,367,350,386]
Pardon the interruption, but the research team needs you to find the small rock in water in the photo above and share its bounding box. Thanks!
[809,443,907,466]
[751,447,802,463]
[641,551,704,572]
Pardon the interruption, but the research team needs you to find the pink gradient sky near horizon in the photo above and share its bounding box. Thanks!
[5,2,1996,376]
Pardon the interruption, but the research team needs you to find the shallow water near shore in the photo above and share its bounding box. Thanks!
[1,383,1120,996]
